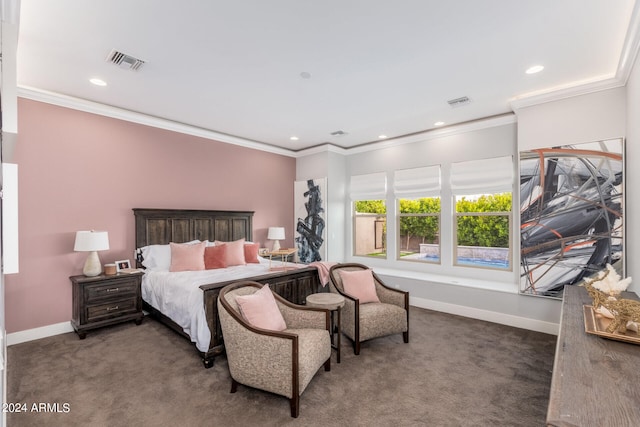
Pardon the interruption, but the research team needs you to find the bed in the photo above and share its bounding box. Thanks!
[134,208,324,368]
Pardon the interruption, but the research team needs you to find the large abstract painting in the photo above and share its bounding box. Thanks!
[519,139,624,298]
[294,178,327,263]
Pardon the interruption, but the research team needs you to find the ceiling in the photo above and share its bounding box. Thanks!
[16,1,639,153]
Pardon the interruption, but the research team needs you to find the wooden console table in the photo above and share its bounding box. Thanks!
[547,285,640,426]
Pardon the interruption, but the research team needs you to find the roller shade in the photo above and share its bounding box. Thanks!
[450,156,513,194]
[350,172,387,200]
[394,165,441,198]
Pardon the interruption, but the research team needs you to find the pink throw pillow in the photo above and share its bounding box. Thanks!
[215,239,246,266]
[169,241,206,272]
[339,269,380,303]
[235,285,287,331]
[204,245,228,269]
[244,242,260,264]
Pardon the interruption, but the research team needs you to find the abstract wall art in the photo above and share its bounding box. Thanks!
[519,139,624,298]
[294,177,327,263]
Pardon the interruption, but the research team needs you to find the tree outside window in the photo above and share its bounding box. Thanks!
[398,197,440,262]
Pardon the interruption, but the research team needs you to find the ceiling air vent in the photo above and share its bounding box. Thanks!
[447,96,471,108]
[330,130,348,136]
[106,49,145,71]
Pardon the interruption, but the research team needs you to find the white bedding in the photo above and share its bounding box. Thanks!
[141,257,302,352]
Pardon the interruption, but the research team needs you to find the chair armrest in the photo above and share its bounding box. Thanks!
[373,272,408,309]
[278,301,330,331]
[375,283,408,308]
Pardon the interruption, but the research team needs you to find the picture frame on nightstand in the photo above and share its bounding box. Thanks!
[115,259,131,272]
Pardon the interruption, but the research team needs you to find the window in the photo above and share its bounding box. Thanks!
[394,166,441,263]
[354,200,387,257]
[351,172,387,258]
[451,156,513,270]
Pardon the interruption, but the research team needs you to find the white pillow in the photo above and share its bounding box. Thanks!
[140,240,201,272]
[140,244,171,271]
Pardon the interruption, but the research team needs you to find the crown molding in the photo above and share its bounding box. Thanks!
[292,114,517,157]
[17,86,300,158]
[293,143,348,157]
[509,75,625,111]
[342,113,517,155]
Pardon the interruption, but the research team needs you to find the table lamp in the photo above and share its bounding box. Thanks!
[267,227,285,251]
[74,230,110,276]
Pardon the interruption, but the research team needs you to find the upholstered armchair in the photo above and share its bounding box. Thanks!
[217,281,331,418]
[328,263,409,355]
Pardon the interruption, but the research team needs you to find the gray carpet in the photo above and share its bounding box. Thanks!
[7,307,556,427]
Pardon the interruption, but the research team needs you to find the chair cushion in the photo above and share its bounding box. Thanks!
[358,302,408,342]
[236,285,287,331]
[339,269,380,303]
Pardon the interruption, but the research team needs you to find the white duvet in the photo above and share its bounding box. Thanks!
[141,257,302,352]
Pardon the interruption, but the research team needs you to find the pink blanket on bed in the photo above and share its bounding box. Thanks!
[309,261,338,287]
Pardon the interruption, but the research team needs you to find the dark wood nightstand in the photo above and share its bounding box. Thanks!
[70,272,144,339]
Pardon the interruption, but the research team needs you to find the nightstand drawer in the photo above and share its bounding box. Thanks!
[87,297,138,322]
[85,279,138,303]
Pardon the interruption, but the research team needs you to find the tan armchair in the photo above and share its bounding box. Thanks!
[217,281,331,418]
[328,263,409,355]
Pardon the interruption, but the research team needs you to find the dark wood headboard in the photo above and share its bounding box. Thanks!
[133,208,254,249]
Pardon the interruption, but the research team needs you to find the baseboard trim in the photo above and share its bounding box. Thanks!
[410,296,559,336]
[7,321,74,346]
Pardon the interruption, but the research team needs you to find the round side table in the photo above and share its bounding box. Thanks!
[306,292,345,363]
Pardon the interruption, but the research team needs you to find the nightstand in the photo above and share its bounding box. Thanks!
[70,272,144,339]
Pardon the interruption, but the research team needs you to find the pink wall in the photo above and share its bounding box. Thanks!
[5,98,297,333]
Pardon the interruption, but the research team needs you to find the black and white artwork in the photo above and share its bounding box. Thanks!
[294,178,327,263]
[519,139,624,298]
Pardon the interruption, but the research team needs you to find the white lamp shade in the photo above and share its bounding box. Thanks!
[74,231,110,252]
[268,227,285,251]
[267,227,285,240]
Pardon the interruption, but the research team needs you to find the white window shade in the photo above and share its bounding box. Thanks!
[394,166,441,198]
[450,156,513,194]
[350,172,387,200]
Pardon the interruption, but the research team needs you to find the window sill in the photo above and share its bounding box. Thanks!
[372,267,519,294]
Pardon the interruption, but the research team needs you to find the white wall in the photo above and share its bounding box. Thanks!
[517,87,626,150]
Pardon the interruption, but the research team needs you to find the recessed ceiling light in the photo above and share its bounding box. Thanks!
[290,136,299,141]
[525,65,544,74]
[89,78,107,86]
[378,135,388,139]
[434,121,445,126]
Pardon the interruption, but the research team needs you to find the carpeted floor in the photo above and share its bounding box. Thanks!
[7,307,556,427]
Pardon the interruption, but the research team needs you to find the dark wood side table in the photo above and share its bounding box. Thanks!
[70,272,144,339]
[306,292,345,363]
